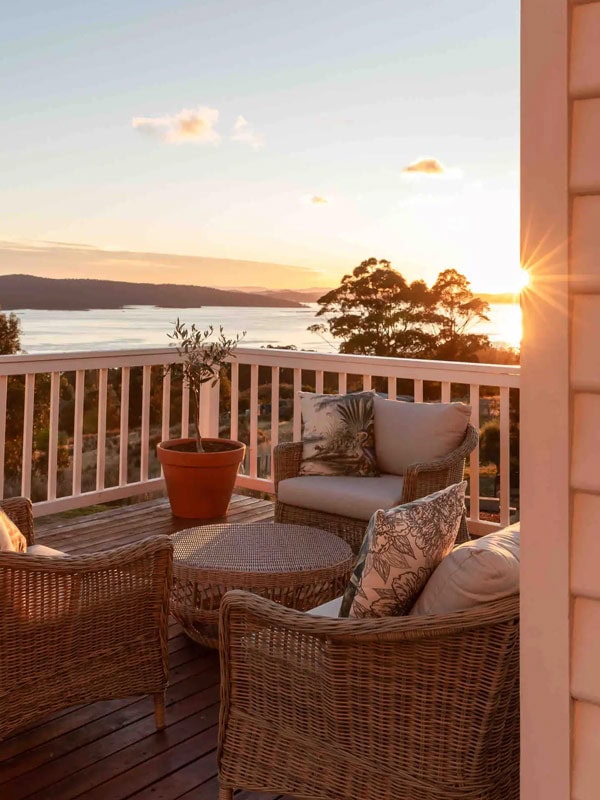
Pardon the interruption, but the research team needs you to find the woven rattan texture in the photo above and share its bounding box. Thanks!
[172,523,351,572]
[274,424,479,553]
[170,523,354,649]
[218,591,520,800]
[0,497,173,741]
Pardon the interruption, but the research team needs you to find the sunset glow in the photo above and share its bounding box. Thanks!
[0,2,518,295]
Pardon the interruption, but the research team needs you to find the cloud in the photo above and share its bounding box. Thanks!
[403,157,445,175]
[401,157,463,182]
[230,115,265,149]
[300,194,331,206]
[132,106,220,144]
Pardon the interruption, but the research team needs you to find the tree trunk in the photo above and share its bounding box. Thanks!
[191,390,204,453]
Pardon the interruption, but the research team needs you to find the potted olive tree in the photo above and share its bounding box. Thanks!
[157,320,246,518]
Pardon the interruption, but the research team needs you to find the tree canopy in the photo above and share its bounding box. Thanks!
[309,258,491,362]
[0,308,21,355]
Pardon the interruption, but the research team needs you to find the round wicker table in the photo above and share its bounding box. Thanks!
[170,523,354,648]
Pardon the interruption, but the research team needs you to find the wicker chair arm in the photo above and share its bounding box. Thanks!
[0,497,35,546]
[273,441,303,488]
[0,535,173,621]
[219,588,518,646]
[1,534,172,573]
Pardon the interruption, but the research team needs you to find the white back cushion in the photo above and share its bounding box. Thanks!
[374,396,471,475]
[410,524,520,616]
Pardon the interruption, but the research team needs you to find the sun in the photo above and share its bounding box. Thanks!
[515,267,530,292]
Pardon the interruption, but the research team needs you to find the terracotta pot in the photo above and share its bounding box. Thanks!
[157,437,246,519]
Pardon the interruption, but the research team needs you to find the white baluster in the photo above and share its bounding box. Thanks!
[73,370,85,494]
[270,366,280,474]
[469,383,481,523]
[96,368,108,490]
[161,368,171,443]
[181,381,190,438]
[119,367,130,486]
[387,376,396,400]
[47,372,60,501]
[0,376,6,498]
[293,368,302,440]
[249,364,259,478]
[499,386,511,527]
[315,370,324,393]
[140,365,151,481]
[230,361,239,441]
[414,379,424,402]
[21,373,34,498]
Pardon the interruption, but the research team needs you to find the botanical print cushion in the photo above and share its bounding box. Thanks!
[338,511,377,617]
[299,391,378,477]
[0,508,27,553]
[346,481,467,618]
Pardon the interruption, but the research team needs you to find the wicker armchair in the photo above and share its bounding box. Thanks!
[274,423,479,552]
[218,590,519,800]
[0,497,173,741]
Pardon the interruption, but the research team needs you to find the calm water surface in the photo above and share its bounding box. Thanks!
[15,303,521,354]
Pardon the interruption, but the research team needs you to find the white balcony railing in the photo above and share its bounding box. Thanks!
[0,347,520,534]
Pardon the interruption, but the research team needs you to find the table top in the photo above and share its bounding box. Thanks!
[171,522,353,575]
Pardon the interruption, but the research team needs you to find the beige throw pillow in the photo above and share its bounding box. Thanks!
[346,482,467,618]
[410,524,520,616]
[299,391,378,477]
[374,396,471,475]
[0,508,27,553]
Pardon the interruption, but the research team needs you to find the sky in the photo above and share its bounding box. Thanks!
[0,0,520,292]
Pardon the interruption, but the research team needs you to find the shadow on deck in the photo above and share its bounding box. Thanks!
[0,494,286,800]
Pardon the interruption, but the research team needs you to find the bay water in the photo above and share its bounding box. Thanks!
[14,303,521,355]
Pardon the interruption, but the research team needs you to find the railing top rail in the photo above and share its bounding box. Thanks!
[232,347,520,384]
[0,347,177,374]
[0,345,520,385]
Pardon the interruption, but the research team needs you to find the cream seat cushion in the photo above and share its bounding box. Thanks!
[374,396,471,475]
[277,474,404,521]
[26,544,67,557]
[410,523,520,616]
[308,596,343,617]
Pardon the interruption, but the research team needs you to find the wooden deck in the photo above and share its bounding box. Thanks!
[0,494,285,800]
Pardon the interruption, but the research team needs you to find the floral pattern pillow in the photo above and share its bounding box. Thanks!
[340,481,467,618]
[299,391,378,477]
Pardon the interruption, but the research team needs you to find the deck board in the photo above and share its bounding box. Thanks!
[0,494,283,800]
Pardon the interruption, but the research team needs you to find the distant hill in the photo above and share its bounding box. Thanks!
[242,287,332,303]
[0,275,304,310]
[238,286,519,305]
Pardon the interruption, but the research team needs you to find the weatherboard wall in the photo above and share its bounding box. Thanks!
[522,1,600,799]
[570,3,600,799]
